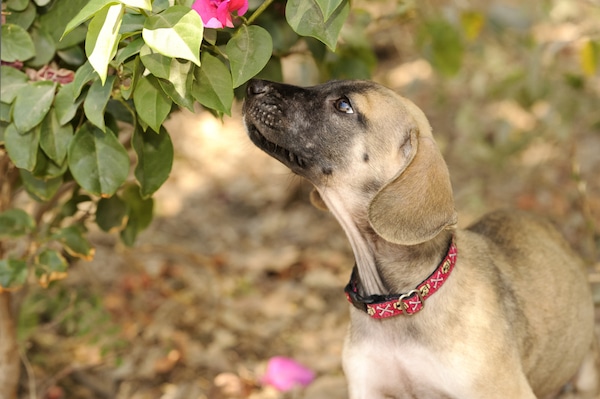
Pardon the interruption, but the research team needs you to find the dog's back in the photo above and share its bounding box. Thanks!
[467,209,597,397]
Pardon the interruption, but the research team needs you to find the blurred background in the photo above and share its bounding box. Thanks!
[17,0,600,398]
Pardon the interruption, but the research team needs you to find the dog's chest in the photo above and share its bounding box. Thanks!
[344,334,472,399]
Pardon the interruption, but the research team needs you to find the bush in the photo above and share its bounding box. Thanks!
[0,0,370,397]
[0,0,365,291]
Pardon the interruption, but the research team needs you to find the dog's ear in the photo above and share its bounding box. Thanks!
[368,129,457,245]
[310,189,329,211]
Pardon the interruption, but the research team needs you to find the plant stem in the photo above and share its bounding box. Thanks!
[246,0,277,25]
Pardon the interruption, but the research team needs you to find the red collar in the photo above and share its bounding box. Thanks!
[344,238,457,319]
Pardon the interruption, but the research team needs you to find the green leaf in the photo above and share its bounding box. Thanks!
[139,45,171,80]
[120,57,143,100]
[57,46,86,66]
[104,103,123,131]
[0,103,10,123]
[0,258,28,290]
[4,123,40,171]
[57,26,88,50]
[84,75,116,131]
[0,123,7,143]
[157,75,194,111]
[29,27,57,68]
[20,169,63,201]
[13,81,56,133]
[156,59,194,110]
[142,6,203,66]
[40,109,73,164]
[0,208,35,238]
[120,183,153,246]
[53,225,95,260]
[60,194,92,218]
[133,75,172,132]
[120,13,145,34]
[72,62,97,98]
[138,117,148,131]
[226,25,273,88]
[0,66,28,104]
[120,0,152,10]
[132,126,173,198]
[62,0,116,38]
[152,0,170,13]
[86,4,124,84]
[96,194,128,232]
[106,99,133,124]
[1,24,35,62]
[0,124,5,142]
[115,37,145,64]
[203,28,217,46]
[54,83,82,125]
[6,0,29,12]
[35,249,69,287]
[193,52,233,115]
[68,124,130,197]
[36,249,68,273]
[5,2,36,30]
[315,0,344,20]
[285,0,349,51]
[32,148,68,179]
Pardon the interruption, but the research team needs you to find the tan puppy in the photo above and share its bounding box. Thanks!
[243,79,599,399]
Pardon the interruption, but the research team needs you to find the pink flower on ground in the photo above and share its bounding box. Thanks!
[261,356,315,392]
[192,0,248,29]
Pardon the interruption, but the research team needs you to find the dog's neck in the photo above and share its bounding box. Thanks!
[370,229,453,294]
[318,189,452,296]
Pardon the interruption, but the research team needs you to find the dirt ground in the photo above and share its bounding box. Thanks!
[18,3,600,398]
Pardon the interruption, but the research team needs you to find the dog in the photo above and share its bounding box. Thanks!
[242,79,599,399]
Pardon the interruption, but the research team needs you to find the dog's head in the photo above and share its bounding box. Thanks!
[243,79,456,245]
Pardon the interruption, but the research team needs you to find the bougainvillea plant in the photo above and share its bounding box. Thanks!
[0,0,366,396]
[0,0,355,294]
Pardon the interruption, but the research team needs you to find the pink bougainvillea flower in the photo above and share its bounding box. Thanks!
[261,356,315,392]
[192,0,248,29]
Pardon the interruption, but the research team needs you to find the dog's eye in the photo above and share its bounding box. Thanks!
[334,97,354,114]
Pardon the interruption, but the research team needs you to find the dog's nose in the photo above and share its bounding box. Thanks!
[247,79,270,97]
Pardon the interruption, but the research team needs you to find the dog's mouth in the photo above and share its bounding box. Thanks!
[246,122,310,170]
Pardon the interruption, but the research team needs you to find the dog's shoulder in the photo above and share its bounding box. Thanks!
[466,209,558,240]
[464,209,578,265]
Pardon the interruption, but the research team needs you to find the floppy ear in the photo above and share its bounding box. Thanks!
[309,189,329,211]
[368,129,457,245]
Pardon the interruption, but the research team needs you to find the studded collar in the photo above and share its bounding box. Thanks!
[344,238,457,319]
